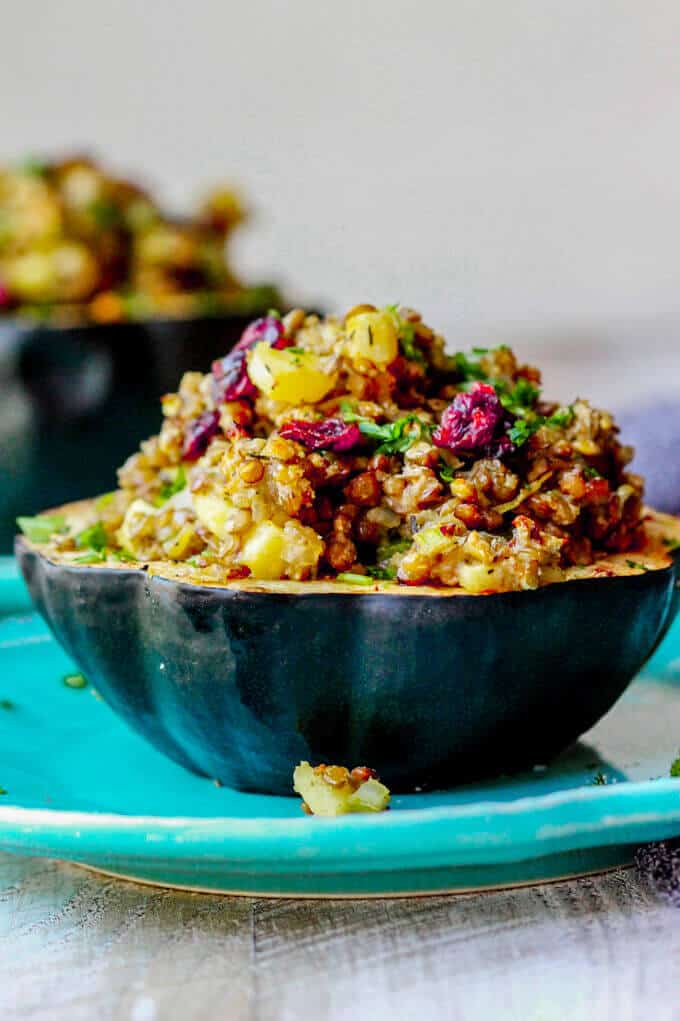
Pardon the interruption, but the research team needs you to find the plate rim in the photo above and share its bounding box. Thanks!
[2,779,680,870]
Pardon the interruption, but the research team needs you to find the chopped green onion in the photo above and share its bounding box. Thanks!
[154,465,187,505]
[17,515,67,543]
[110,549,137,562]
[63,673,88,690]
[95,491,117,511]
[74,551,107,564]
[75,521,108,552]
[336,573,374,586]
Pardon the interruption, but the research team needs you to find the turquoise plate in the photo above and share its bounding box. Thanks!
[1,558,680,897]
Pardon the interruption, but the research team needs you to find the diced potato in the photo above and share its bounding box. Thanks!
[192,491,237,541]
[345,309,399,367]
[240,521,286,579]
[4,241,98,302]
[163,524,198,560]
[117,499,156,554]
[413,525,452,555]
[4,251,54,301]
[293,762,391,816]
[457,561,498,593]
[247,342,336,404]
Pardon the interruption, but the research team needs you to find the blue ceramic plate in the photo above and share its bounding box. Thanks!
[1,559,680,897]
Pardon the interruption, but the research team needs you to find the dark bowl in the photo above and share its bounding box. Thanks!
[16,528,680,795]
[0,309,285,551]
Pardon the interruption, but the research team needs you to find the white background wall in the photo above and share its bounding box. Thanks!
[3,0,680,376]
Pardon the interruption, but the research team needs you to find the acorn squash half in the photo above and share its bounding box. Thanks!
[16,503,680,794]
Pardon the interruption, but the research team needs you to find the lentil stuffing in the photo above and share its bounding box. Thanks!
[63,304,646,592]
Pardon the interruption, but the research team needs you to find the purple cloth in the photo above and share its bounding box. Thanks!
[618,400,680,514]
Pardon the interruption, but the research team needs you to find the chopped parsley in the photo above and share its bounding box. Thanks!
[662,537,680,552]
[377,539,412,559]
[89,198,121,229]
[450,352,488,382]
[341,403,432,454]
[16,515,67,543]
[584,466,602,479]
[494,377,541,416]
[366,565,396,580]
[625,560,649,572]
[439,462,456,482]
[507,406,574,448]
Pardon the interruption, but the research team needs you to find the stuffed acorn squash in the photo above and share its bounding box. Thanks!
[16,304,680,794]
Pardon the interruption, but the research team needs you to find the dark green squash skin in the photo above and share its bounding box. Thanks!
[16,538,680,795]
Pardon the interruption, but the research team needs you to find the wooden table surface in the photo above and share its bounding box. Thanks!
[2,852,679,1021]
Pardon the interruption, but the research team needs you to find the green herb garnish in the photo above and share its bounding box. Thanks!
[377,539,412,559]
[155,465,186,505]
[584,466,602,479]
[17,515,67,543]
[670,755,680,778]
[341,403,432,455]
[662,537,680,552]
[74,551,107,564]
[89,198,121,229]
[63,673,88,690]
[336,573,374,586]
[366,565,397,580]
[110,549,137,562]
[75,521,108,552]
[95,491,117,511]
[17,156,47,177]
[450,352,488,382]
[625,560,649,572]
[267,308,282,320]
[507,406,574,448]
[494,378,541,416]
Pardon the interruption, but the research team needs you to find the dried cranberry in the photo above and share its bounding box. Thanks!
[182,410,221,461]
[432,382,509,456]
[212,349,257,402]
[211,315,290,403]
[279,418,362,452]
[234,315,286,352]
